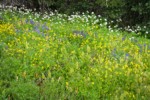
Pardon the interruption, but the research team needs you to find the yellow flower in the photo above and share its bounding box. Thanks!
[66,82,69,86]
[92,82,94,85]
[40,49,43,53]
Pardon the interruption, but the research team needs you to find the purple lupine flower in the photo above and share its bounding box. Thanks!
[42,23,49,30]
[125,53,130,61]
[126,53,129,57]
[144,44,147,48]
[143,44,147,52]
[112,48,117,57]
[34,26,45,37]
[34,26,41,34]
[30,19,34,25]
[122,36,126,41]
[125,53,129,57]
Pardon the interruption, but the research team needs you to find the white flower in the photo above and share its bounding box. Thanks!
[98,15,101,17]
[100,24,103,27]
[129,37,134,40]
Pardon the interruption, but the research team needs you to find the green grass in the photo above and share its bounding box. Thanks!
[0,8,150,100]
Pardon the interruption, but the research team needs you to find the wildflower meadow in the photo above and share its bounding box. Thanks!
[0,7,150,100]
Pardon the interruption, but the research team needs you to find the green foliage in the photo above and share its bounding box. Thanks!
[2,81,39,100]
[0,7,150,100]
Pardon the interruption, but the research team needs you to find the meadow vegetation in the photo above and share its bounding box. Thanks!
[0,7,150,100]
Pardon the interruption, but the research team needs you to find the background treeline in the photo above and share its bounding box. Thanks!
[0,0,150,34]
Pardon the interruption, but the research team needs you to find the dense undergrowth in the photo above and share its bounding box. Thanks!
[0,7,150,100]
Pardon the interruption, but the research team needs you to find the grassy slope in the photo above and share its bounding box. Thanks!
[0,9,150,99]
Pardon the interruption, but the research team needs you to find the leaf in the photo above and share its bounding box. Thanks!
[47,70,51,78]
[87,45,91,53]
[42,73,46,79]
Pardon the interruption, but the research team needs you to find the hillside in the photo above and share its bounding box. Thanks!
[0,8,150,99]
